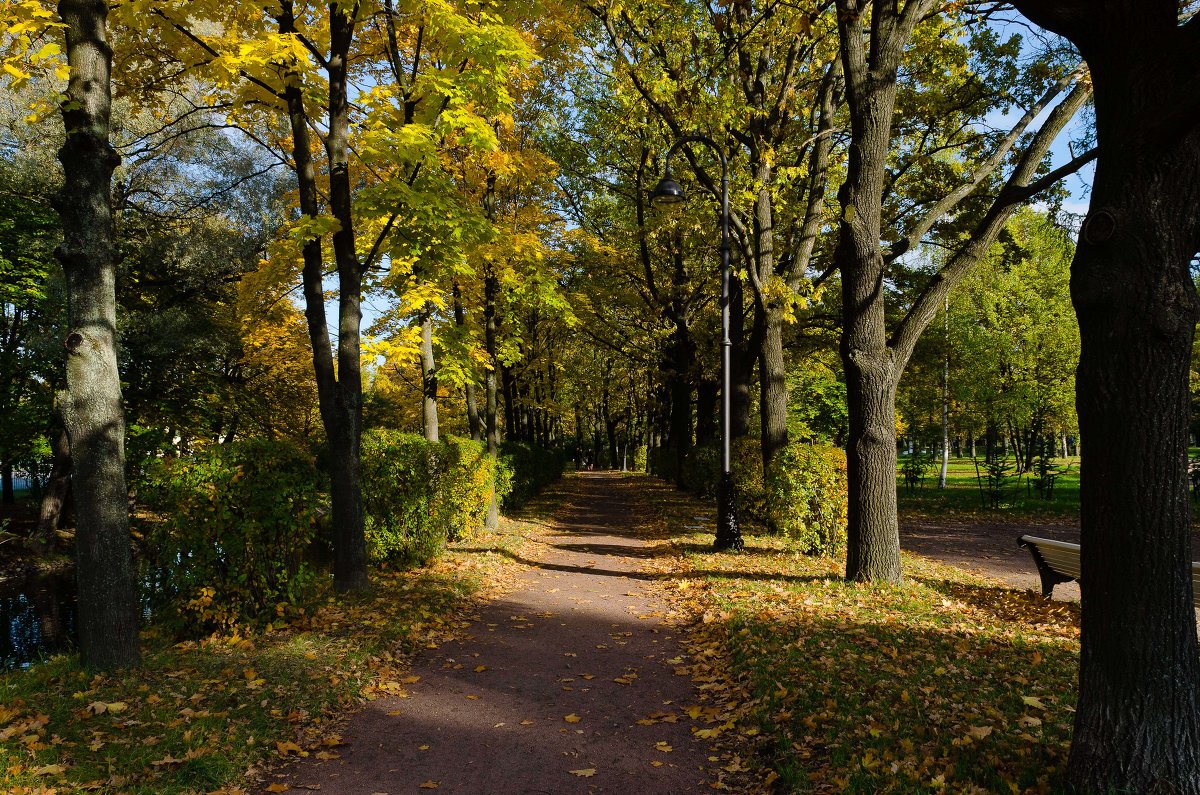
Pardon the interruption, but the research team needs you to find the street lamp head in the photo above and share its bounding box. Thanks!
[649,171,686,209]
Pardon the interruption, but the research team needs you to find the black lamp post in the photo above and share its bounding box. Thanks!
[650,135,743,552]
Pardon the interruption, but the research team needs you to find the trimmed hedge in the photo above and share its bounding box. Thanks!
[139,439,322,634]
[498,441,568,509]
[361,431,499,564]
[672,439,848,554]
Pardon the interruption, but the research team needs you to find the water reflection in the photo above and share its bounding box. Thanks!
[1,567,164,671]
[0,572,77,671]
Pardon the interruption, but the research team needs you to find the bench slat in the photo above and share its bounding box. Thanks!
[1019,535,1200,608]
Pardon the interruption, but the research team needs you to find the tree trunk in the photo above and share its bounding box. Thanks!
[420,310,438,442]
[501,365,516,441]
[53,0,139,669]
[842,346,902,583]
[279,1,367,593]
[35,424,72,550]
[483,273,500,530]
[758,307,788,469]
[696,379,718,447]
[452,285,482,441]
[1,459,13,504]
[1012,3,1200,786]
[729,273,752,438]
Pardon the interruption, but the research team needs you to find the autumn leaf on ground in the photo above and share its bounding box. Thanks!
[569,768,596,777]
[564,713,581,723]
[265,784,289,793]
[1021,696,1046,710]
[418,781,439,789]
[967,725,993,740]
[474,665,487,673]
[655,741,673,752]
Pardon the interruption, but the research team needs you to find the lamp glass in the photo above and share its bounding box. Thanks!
[649,177,686,209]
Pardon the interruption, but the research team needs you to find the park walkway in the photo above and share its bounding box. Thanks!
[260,472,713,794]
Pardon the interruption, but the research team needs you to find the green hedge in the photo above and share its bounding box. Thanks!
[361,431,499,565]
[498,441,568,509]
[672,439,848,554]
[139,439,322,634]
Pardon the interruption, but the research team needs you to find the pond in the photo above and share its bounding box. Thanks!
[0,571,78,671]
[0,567,165,671]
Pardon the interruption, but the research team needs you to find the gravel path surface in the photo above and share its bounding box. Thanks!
[901,517,1082,601]
[261,472,711,794]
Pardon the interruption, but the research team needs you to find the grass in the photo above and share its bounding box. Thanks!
[636,474,1080,794]
[0,508,544,795]
[897,457,1080,522]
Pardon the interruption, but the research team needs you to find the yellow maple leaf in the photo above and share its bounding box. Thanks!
[563,713,581,723]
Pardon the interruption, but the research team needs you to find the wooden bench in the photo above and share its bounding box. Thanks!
[1018,535,1200,607]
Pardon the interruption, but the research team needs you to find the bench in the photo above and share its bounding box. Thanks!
[1018,535,1200,607]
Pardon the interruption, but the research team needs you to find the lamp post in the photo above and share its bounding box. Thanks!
[650,135,743,552]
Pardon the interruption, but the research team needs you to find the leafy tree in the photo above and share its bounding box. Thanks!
[831,0,1091,582]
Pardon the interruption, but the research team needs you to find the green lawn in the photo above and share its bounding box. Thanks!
[897,457,1080,521]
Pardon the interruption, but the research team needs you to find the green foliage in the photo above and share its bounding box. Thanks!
[675,439,847,554]
[498,441,568,510]
[763,444,849,555]
[974,456,1017,510]
[139,439,322,635]
[361,431,499,565]
[899,450,937,492]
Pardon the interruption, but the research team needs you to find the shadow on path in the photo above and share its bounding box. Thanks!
[260,472,721,794]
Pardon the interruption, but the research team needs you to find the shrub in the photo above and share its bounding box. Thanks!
[360,431,499,564]
[498,441,567,509]
[670,439,847,555]
[140,439,322,634]
[763,444,848,554]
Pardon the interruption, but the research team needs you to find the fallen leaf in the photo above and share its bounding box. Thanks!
[967,725,993,740]
[418,782,439,789]
[564,713,582,724]
[265,785,289,793]
[1022,696,1047,710]
[655,741,673,752]
[474,665,488,673]
[569,769,596,777]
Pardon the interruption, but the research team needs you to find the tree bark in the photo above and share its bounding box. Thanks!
[53,0,139,669]
[758,308,788,468]
[452,284,482,441]
[280,0,367,593]
[419,310,438,442]
[1009,2,1200,789]
[1,460,13,504]
[35,423,72,550]
[483,273,500,530]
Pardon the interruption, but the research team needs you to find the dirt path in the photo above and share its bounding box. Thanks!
[900,518,1082,601]
[261,472,711,794]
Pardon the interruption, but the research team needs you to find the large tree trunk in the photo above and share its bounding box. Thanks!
[419,310,438,442]
[758,307,788,468]
[1011,3,1200,788]
[53,0,139,669]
